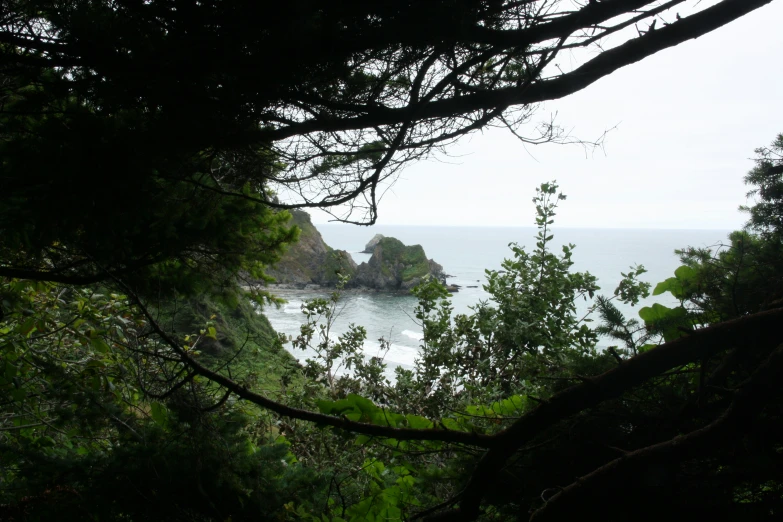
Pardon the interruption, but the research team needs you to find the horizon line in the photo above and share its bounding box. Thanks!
[312,222,735,232]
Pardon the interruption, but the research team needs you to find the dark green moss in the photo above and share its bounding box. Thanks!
[320,249,356,283]
[376,237,430,282]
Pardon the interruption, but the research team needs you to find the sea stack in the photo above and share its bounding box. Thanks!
[362,234,385,253]
[356,237,446,291]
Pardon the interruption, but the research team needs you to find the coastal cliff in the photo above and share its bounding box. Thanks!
[265,210,357,286]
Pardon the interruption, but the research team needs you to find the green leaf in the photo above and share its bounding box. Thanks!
[316,399,336,414]
[318,398,362,417]
[347,393,378,415]
[371,409,404,427]
[18,317,36,336]
[653,266,696,298]
[639,303,677,323]
[674,265,696,281]
[652,278,676,296]
[440,417,463,431]
[150,401,168,427]
[405,414,433,429]
[500,395,526,415]
[90,337,111,354]
[638,303,691,342]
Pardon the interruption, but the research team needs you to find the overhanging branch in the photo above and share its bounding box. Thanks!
[123,284,495,447]
[258,0,773,143]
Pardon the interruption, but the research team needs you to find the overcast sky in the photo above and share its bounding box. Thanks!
[310,1,783,230]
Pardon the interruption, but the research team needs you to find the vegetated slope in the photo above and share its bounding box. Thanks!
[265,210,357,286]
[158,296,299,389]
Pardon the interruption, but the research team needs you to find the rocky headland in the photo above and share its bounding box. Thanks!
[266,210,449,292]
[264,210,357,286]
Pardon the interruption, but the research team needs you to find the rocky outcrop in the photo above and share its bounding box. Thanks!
[266,210,357,286]
[362,234,385,253]
[267,213,446,292]
[355,237,445,291]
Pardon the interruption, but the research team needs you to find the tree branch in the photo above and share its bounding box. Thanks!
[425,306,783,521]
[529,342,783,522]
[258,0,772,143]
[122,284,495,447]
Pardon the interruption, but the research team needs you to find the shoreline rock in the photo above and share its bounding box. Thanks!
[355,237,445,291]
[265,212,448,293]
[361,233,385,253]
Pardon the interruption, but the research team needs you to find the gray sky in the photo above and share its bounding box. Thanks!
[310,1,783,229]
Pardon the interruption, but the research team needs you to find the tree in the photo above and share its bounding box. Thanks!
[0,279,328,521]
[743,133,783,236]
[0,72,297,295]
[661,133,783,323]
[3,170,783,520]
[0,0,775,285]
[278,180,783,521]
[3,2,783,520]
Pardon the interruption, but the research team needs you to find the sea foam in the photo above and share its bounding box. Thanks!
[401,329,424,341]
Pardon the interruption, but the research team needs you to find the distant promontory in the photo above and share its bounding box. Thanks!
[266,211,447,292]
[263,210,357,286]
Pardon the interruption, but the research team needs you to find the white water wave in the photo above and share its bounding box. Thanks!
[283,301,303,314]
[400,329,424,341]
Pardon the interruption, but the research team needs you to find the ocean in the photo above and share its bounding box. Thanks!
[262,225,730,376]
